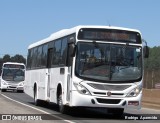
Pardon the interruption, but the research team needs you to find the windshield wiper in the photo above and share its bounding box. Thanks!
[119,66,130,70]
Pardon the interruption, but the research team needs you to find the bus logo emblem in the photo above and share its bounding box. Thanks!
[107,91,112,96]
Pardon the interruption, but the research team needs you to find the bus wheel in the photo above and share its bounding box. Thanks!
[58,94,67,114]
[1,89,6,92]
[34,88,41,106]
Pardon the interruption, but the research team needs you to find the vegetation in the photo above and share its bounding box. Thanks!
[144,46,160,89]
[144,46,160,70]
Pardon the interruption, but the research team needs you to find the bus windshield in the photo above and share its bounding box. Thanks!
[75,42,142,83]
[2,68,25,82]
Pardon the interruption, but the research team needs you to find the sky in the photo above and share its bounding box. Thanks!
[0,0,160,58]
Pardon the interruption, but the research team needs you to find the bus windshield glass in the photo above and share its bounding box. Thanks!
[75,42,142,83]
[2,65,25,82]
[78,28,141,44]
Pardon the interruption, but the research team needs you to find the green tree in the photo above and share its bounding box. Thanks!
[144,46,160,70]
[3,54,11,63]
[144,46,160,89]
[11,54,26,64]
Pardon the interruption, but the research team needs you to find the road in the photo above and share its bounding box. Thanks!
[0,91,160,123]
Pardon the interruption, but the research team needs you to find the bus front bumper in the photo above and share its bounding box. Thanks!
[70,91,142,109]
[1,84,24,91]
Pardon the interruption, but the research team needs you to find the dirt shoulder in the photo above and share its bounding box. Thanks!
[142,89,160,109]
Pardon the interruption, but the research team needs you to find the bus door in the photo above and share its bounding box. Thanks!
[66,43,75,101]
[46,48,53,99]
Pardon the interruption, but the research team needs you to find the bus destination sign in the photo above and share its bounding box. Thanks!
[78,28,141,43]
[4,64,25,69]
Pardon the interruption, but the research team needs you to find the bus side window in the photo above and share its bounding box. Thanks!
[52,40,61,65]
[26,49,31,69]
[67,43,75,66]
[30,48,34,69]
[37,46,43,68]
[41,44,48,67]
[60,38,67,65]
[47,48,53,68]
[33,47,38,68]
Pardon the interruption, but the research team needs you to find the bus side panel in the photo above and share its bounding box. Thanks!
[38,69,47,100]
[25,69,46,100]
[50,67,68,104]
[24,70,34,97]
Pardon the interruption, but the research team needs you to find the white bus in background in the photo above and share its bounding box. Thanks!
[0,62,25,92]
[25,25,149,115]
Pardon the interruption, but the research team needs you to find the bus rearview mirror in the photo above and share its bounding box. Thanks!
[143,46,149,58]
[69,43,76,57]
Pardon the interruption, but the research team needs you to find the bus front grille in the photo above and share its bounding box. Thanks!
[96,98,121,104]
[9,86,17,89]
[88,83,131,91]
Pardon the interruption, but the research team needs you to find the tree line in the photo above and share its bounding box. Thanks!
[143,46,160,89]
[144,46,160,70]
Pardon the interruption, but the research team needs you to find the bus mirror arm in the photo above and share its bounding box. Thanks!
[143,46,149,58]
[69,43,76,57]
[143,40,149,58]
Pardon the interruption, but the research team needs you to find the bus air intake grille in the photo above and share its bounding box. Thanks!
[96,98,121,104]
[88,83,131,91]
[9,86,17,89]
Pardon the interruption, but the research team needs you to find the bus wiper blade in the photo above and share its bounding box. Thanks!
[119,66,130,70]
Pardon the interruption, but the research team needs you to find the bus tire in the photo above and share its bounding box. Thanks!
[58,94,68,114]
[34,87,41,106]
[1,89,6,92]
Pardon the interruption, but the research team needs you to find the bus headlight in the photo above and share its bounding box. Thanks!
[19,82,24,86]
[126,86,142,97]
[2,81,8,85]
[74,83,91,95]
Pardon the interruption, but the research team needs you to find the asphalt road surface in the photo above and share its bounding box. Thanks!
[0,90,160,123]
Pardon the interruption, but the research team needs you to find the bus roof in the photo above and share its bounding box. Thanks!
[28,25,141,49]
[3,62,25,66]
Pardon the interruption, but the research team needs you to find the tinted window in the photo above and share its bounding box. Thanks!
[33,47,38,68]
[41,44,48,67]
[26,49,31,69]
[37,46,43,67]
[52,40,61,65]
[75,42,142,82]
[60,38,67,65]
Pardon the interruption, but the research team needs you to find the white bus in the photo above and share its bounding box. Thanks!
[0,62,25,92]
[25,25,149,115]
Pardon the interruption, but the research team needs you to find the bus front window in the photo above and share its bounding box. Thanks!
[2,68,25,82]
[75,42,142,82]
